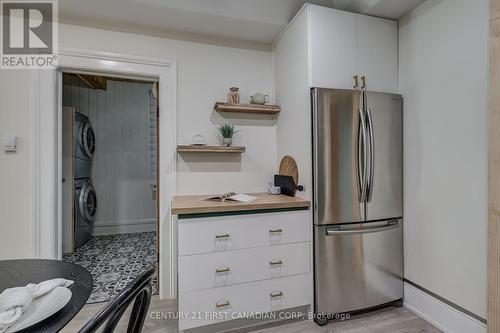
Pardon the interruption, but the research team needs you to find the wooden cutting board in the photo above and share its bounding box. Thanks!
[279,155,299,185]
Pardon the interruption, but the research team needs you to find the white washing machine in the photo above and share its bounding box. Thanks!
[74,178,97,247]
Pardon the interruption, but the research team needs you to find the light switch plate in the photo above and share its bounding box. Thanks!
[4,136,17,152]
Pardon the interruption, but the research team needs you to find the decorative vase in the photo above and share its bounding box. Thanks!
[227,87,240,105]
[222,137,233,146]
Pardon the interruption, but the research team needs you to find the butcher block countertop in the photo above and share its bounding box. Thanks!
[171,193,310,215]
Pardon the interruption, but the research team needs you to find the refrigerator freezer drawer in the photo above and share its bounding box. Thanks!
[314,220,403,315]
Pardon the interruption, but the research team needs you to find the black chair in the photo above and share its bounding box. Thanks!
[78,267,155,333]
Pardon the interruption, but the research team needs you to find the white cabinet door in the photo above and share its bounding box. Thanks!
[309,5,357,89]
[356,14,398,93]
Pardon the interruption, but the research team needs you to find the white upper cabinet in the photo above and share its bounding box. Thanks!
[309,5,357,89]
[305,4,398,92]
[356,14,398,93]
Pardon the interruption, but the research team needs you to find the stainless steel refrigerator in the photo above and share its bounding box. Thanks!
[311,88,403,323]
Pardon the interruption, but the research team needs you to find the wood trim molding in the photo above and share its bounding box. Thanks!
[33,70,59,259]
[489,1,500,331]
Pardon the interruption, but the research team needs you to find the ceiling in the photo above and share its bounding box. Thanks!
[59,0,426,45]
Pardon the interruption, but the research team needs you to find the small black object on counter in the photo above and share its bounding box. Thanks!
[274,175,304,197]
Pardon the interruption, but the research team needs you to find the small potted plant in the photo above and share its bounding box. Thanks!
[217,123,239,146]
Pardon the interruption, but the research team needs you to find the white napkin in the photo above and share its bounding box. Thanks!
[0,278,74,333]
[27,279,74,298]
[0,288,33,333]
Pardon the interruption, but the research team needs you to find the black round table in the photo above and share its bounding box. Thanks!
[0,259,93,333]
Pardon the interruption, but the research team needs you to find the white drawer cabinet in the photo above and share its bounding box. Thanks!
[177,208,311,331]
[178,210,309,256]
[179,274,310,331]
[178,242,310,293]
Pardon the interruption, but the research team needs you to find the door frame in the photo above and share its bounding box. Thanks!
[491,0,500,330]
[32,48,178,299]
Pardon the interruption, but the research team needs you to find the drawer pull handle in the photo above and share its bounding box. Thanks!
[270,292,284,298]
[269,229,283,234]
[270,260,283,266]
[215,234,230,239]
[216,301,230,308]
[216,267,230,273]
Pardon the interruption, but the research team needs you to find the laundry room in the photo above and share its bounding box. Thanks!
[61,73,159,304]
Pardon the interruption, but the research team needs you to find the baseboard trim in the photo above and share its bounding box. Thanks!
[404,281,486,333]
[92,219,156,227]
[92,220,156,235]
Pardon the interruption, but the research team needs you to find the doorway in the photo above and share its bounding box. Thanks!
[60,72,160,303]
[33,49,177,300]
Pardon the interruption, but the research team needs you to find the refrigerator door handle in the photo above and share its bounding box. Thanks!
[311,89,319,223]
[366,108,375,202]
[325,220,399,236]
[358,108,368,203]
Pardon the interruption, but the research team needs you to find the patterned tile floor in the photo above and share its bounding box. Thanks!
[63,232,158,304]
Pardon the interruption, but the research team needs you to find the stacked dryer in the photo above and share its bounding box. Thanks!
[74,112,97,248]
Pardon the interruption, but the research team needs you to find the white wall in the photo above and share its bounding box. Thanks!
[0,24,276,258]
[399,0,488,318]
[58,24,276,196]
[63,77,157,235]
[0,71,34,259]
